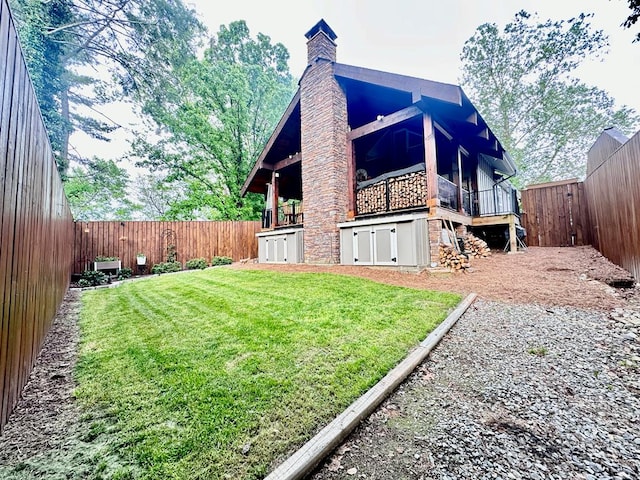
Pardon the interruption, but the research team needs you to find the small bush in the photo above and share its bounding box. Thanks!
[186,258,207,270]
[95,256,118,262]
[77,278,92,288]
[151,261,182,274]
[212,256,233,266]
[117,267,133,280]
[81,270,108,286]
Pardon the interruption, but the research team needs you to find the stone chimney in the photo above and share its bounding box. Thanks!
[300,20,349,264]
[305,19,337,64]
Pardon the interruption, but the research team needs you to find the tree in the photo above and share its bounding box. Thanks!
[64,158,139,220]
[460,11,639,187]
[132,20,296,220]
[134,173,188,220]
[623,0,640,41]
[9,0,205,176]
[9,0,74,175]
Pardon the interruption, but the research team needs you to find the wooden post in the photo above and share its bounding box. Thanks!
[456,148,464,213]
[272,170,279,228]
[508,215,517,253]
[346,139,356,218]
[423,113,439,207]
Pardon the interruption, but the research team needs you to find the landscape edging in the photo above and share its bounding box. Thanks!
[264,292,478,480]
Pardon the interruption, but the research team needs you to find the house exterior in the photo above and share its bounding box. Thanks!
[241,20,520,268]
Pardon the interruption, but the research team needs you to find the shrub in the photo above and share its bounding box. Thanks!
[151,261,182,274]
[77,278,92,288]
[95,256,118,262]
[186,258,207,270]
[117,268,133,280]
[81,270,108,286]
[211,256,233,266]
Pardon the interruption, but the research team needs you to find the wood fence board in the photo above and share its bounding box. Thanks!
[0,0,74,431]
[584,130,640,280]
[521,180,591,248]
[72,221,261,274]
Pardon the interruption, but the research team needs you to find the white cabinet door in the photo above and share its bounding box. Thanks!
[275,236,287,263]
[373,225,398,265]
[352,227,374,265]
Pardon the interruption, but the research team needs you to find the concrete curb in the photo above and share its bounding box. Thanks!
[264,292,478,480]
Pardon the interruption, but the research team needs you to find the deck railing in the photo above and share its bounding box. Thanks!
[470,186,519,216]
[262,204,303,229]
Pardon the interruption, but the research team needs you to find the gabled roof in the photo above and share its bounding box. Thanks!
[241,62,516,196]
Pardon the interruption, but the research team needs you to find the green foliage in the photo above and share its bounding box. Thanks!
[460,11,639,187]
[150,261,182,274]
[165,244,177,263]
[117,268,133,280]
[81,270,108,286]
[95,256,118,262]
[131,20,296,220]
[211,255,233,266]
[623,0,640,42]
[64,158,138,220]
[185,258,207,270]
[528,346,548,356]
[10,0,74,175]
[75,269,461,478]
[77,278,92,288]
[10,0,204,190]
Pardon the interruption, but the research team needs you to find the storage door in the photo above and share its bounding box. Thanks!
[275,236,287,263]
[352,227,373,265]
[373,225,398,265]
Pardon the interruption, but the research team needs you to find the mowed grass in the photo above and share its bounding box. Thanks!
[75,268,461,479]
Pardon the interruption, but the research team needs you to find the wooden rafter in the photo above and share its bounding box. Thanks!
[347,105,422,141]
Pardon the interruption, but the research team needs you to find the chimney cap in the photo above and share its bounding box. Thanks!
[305,19,337,41]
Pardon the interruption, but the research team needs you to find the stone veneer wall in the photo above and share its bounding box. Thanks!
[300,33,349,263]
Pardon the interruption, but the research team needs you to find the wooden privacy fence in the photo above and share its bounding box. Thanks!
[1,0,74,432]
[520,179,591,247]
[584,129,640,280]
[73,221,262,274]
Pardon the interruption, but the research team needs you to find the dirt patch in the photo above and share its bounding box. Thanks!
[233,246,635,311]
[0,290,82,466]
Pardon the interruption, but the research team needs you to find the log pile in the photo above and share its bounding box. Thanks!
[439,245,471,271]
[388,171,427,210]
[463,233,491,258]
[356,182,386,215]
[356,171,427,215]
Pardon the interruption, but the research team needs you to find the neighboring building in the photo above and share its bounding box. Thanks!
[241,20,520,268]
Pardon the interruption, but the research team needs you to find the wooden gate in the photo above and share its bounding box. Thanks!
[520,179,591,247]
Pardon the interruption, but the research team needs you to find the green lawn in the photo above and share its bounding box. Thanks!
[75,268,460,479]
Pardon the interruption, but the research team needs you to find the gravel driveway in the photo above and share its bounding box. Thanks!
[310,300,640,480]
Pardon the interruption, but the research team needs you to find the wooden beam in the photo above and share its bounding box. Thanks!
[456,149,464,214]
[347,105,422,141]
[334,63,462,106]
[346,140,356,218]
[273,153,301,171]
[423,113,438,203]
[508,215,517,253]
[271,170,279,228]
[466,111,478,125]
[477,127,489,140]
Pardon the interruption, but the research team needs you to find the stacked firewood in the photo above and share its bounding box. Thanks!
[356,182,386,215]
[463,233,491,258]
[439,245,471,271]
[388,171,427,210]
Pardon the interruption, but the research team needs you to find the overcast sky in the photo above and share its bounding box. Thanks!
[190,0,639,112]
[71,0,640,164]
